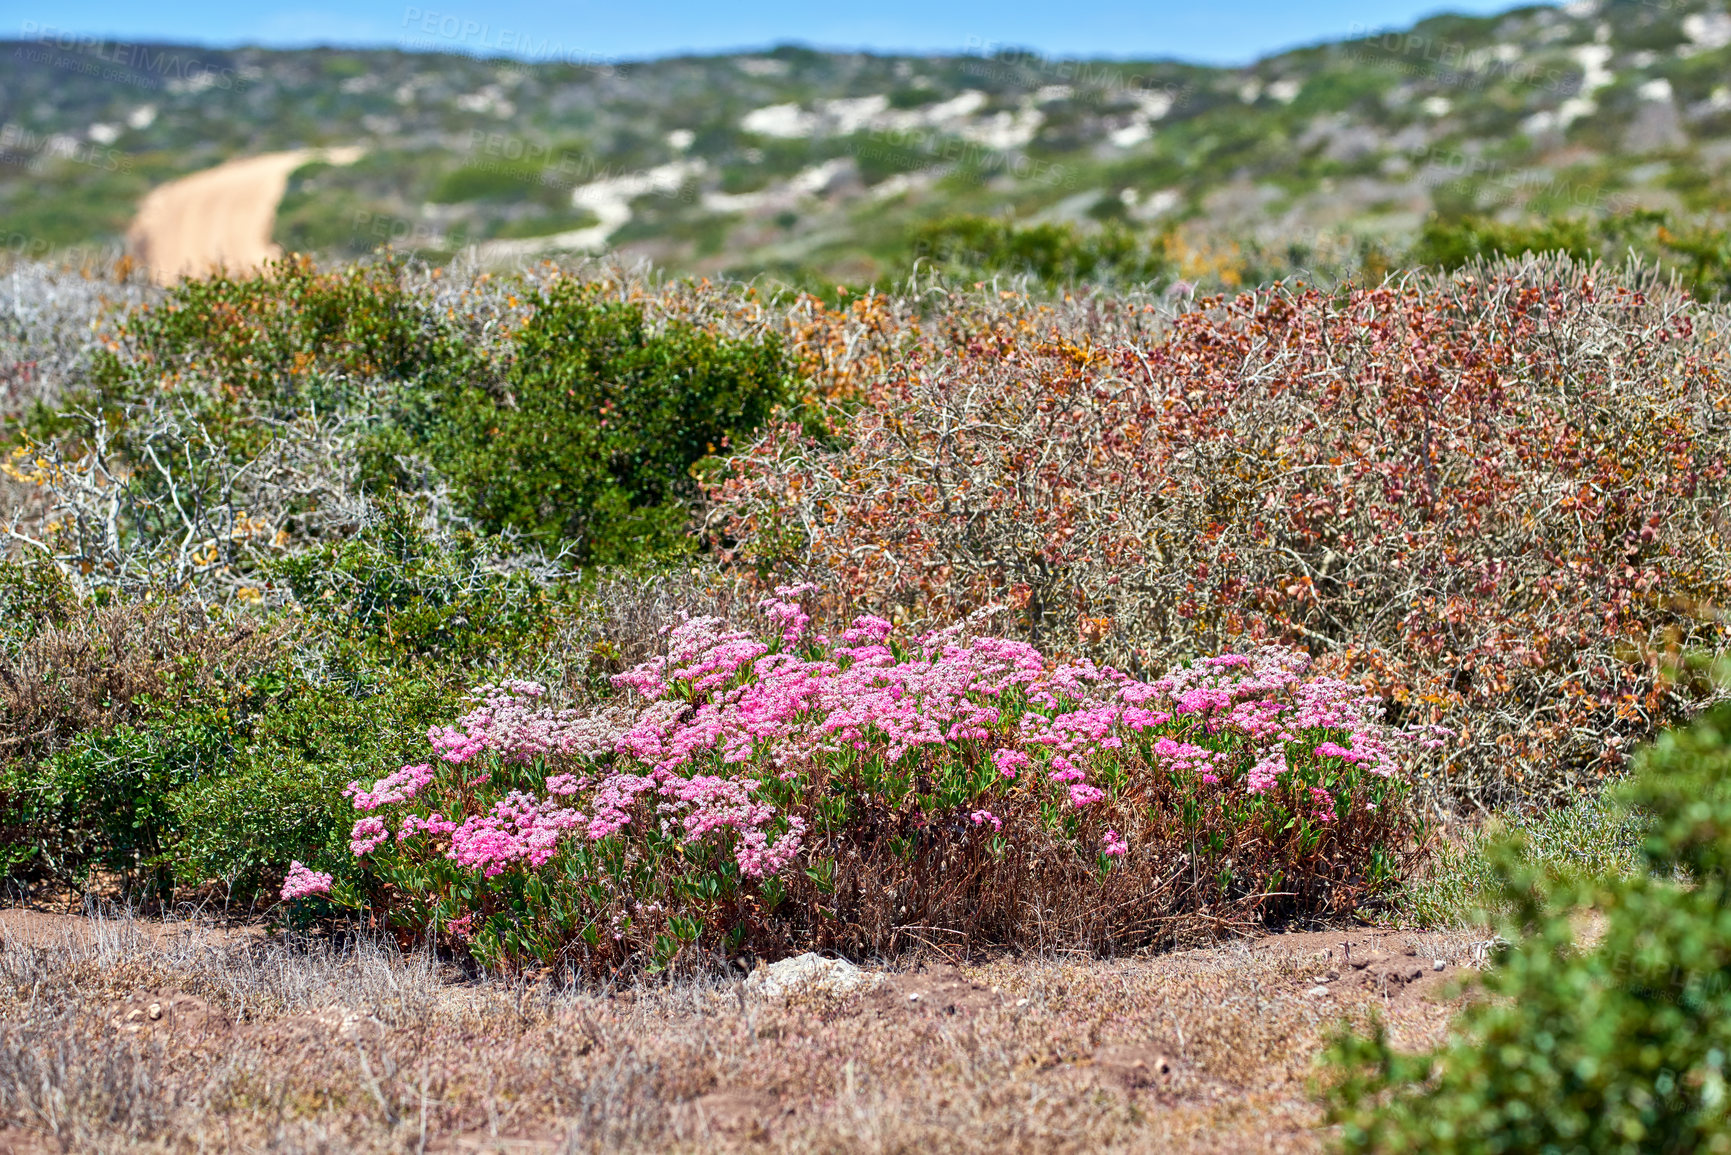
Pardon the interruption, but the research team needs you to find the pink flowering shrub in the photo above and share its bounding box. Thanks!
[280,861,333,901]
[329,589,1441,971]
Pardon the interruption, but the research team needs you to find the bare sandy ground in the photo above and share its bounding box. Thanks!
[127,147,363,284]
[0,905,1492,1152]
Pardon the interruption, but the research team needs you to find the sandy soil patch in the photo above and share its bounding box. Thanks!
[127,147,362,284]
[0,908,1490,1152]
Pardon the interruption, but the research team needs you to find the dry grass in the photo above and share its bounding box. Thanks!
[0,908,1489,1153]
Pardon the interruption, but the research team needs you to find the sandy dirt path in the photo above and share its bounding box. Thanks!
[127,147,363,284]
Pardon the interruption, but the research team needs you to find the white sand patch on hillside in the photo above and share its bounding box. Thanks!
[476,158,707,261]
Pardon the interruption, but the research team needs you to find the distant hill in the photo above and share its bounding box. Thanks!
[2,0,1729,286]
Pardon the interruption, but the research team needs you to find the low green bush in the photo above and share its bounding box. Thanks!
[1327,692,1731,1153]
[1411,210,1731,301]
[0,556,76,642]
[21,258,792,581]
[0,511,575,899]
[1399,792,1646,927]
[425,279,790,561]
[167,674,458,894]
[1409,214,1599,270]
[911,215,1170,285]
[80,252,479,417]
[269,492,564,668]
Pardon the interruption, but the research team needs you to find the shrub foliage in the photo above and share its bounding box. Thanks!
[715,262,1731,804]
[429,279,790,560]
[1328,692,1731,1154]
[8,256,792,592]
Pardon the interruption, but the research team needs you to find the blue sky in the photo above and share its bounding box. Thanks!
[12,1,1537,64]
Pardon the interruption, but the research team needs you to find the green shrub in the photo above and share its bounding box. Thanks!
[426,279,790,561]
[1409,214,1599,270]
[1327,695,1731,1154]
[912,215,1170,285]
[80,252,480,419]
[167,674,458,893]
[269,492,564,667]
[1411,211,1731,301]
[0,507,577,899]
[21,258,794,577]
[431,162,547,204]
[0,556,76,645]
[1400,793,1646,927]
[4,687,254,891]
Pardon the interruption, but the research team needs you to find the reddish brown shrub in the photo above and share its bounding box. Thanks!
[712,260,1731,806]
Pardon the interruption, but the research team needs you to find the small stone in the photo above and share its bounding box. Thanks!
[1307,985,1332,997]
[907,992,922,1002]
[147,1003,163,1021]
[125,1008,144,1022]
[1015,997,1029,1007]
[743,953,884,999]
[1433,959,1446,972]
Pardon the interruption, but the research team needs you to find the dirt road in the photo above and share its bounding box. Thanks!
[127,147,362,284]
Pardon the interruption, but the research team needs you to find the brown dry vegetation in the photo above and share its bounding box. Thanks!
[0,601,283,767]
[0,909,1490,1153]
[715,260,1731,808]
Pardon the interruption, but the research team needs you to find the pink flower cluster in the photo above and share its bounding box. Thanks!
[758,582,818,646]
[428,680,627,765]
[600,613,1443,825]
[281,860,333,901]
[350,816,388,856]
[735,817,806,878]
[612,615,1047,775]
[447,791,583,877]
[345,762,434,811]
[338,596,1445,926]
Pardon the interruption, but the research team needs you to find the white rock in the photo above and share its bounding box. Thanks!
[744,953,883,999]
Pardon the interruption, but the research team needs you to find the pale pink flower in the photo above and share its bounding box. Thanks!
[281,861,333,900]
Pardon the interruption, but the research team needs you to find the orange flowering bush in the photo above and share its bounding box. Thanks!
[713,259,1731,806]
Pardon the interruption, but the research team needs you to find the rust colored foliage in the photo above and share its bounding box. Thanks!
[713,260,1731,806]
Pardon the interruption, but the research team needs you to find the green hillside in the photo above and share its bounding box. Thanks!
[3,0,1731,287]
